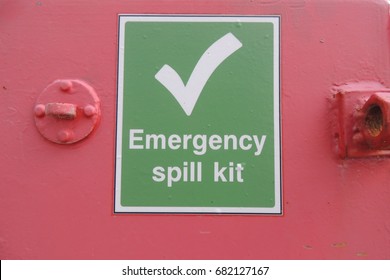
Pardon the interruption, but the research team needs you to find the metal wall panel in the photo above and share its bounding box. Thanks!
[1,0,389,259]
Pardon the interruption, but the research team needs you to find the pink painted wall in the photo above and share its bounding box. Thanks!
[1,0,389,259]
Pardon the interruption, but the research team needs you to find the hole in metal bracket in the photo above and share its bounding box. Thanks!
[365,105,383,137]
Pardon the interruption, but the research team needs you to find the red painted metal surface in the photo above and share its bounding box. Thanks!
[1,0,390,259]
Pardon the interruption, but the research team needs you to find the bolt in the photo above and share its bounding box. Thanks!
[83,105,97,117]
[34,104,46,117]
[352,132,365,144]
[57,130,73,143]
[60,80,73,92]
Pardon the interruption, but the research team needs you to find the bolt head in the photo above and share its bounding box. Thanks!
[57,130,73,143]
[60,80,73,92]
[34,104,46,117]
[84,105,97,117]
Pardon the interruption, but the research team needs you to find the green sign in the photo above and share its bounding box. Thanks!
[115,15,281,214]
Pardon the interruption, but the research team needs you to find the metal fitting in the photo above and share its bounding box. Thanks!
[361,93,390,150]
[334,82,390,158]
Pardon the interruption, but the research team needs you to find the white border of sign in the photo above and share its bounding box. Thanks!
[115,15,281,214]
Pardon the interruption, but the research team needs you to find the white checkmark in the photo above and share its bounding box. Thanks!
[155,32,242,116]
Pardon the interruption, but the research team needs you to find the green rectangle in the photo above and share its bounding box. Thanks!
[115,15,281,214]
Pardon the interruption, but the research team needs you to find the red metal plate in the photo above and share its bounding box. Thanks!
[34,79,100,144]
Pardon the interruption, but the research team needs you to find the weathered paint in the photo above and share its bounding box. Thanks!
[1,0,390,259]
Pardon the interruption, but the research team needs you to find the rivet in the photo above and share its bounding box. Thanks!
[352,132,364,144]
[84,105,97,117]
[34,104,46,117]
[57,130,73,143]
[60,80,73,92]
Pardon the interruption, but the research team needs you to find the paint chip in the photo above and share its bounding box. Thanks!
[356,252,368,257]
[332,242,347,248]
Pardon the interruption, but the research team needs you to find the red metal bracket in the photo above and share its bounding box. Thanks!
[334,81,390,158]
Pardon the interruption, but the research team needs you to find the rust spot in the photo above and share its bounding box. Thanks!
[303,245,313,250]
[332,242,347,248]
[356,252,368,257]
